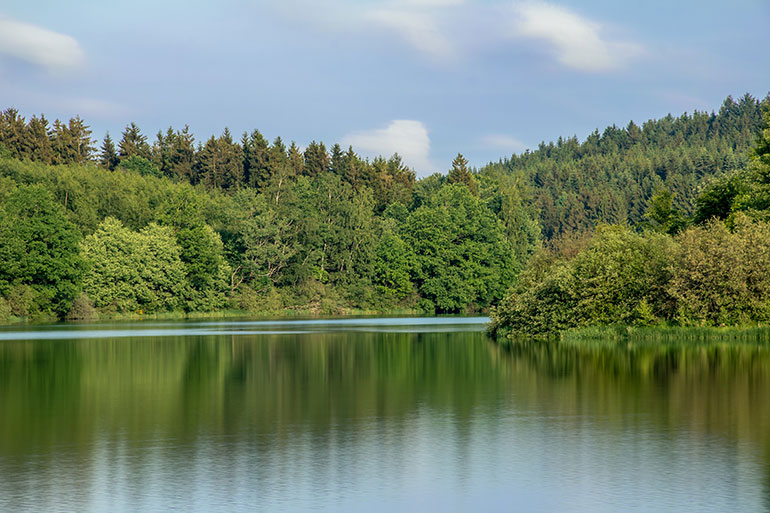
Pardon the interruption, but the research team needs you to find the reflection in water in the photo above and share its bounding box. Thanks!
[0,320,769,512]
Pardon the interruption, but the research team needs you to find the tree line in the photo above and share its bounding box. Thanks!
[490,94,770,337]
[0,93,767,324]
[0,138,537,321]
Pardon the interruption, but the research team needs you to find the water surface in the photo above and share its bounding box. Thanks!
[0,317,768,512]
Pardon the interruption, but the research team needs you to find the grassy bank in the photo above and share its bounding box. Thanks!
[490,323,770,344]
[561,324,770,343]
[0,306,422,327]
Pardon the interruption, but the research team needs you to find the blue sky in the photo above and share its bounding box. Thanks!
[1,0,768,176]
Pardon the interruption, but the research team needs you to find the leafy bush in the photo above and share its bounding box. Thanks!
[490,226,673,336]
[669,215,770,325]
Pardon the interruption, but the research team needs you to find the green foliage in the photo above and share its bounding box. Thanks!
[482,94,765,239]
[119,122,151,160]
[373,221,414,301]
[154,190,230,311]
[80,218,186,313]
[447,153,477,195]
[0,296,11,321]
[0,185,83,317]
[404,184,515,312]
[65,293,97,320]
[3,94,765,324]
[196,129,244,189]
[228,190,298,290]
[693,171,745,223]
[118,155,163,177]
[668,215,770,325]
[490,226,672,337]
[644,188,686,234]
[5,285,37,318]
[100,132,120,171]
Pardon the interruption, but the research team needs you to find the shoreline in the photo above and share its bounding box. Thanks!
[494,323,770,345]
[0,306,424,328]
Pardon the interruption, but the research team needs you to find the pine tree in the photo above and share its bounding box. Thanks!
[287,141,304,176]
[169,126,196,182]
[50,119,75,165]
[0,108,27,159]
[303,141,329,177]
[67,116,94,164]
[243,129,270,189]
[447,153,477,195]
[219,128,244,189]
[100,132,120,170]
[152,128,174,176]
[119,122,151,160]
[343,146,361,190]
[268,137,288,179]
[195,130,244,190]
[197,136,220,189]
[26,115,53,164]
[330,143,345,175]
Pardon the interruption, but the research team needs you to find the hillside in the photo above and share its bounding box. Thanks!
[0,93,766,321]
[481,93,766,238]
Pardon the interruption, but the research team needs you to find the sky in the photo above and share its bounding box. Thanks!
[0,0,768,177]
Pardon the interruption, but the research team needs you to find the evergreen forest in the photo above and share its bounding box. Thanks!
[0,93,768,328]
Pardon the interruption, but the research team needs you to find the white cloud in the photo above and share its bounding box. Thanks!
[366,8,454,61]
[271,1,642,70]
[272,0,461,63]
[342,120,434,176]
[480,133,527,152]
[512,2,642,72]
[0,17,85,73]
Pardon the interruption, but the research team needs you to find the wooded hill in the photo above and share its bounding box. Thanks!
[490,94,770,336]
[0,93,766,322]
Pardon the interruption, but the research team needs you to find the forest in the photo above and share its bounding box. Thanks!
[490,94,770,337]
[0,93,767,326]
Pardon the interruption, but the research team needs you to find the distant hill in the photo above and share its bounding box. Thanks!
[480,93,768,239]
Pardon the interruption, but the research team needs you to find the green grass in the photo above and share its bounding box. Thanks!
[561,323,770,343]
[0,306,423,327]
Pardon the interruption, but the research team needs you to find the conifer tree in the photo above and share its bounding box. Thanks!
[0,108,27,159]
[303,141,329,177]
[50,119,74,165]
[169,126,196,182]
[219,128,244,189]
[243,129,270,189]
[330,143,345,175]
[152,128,173,176]
[268,137,288,178]
[287,141,304,176]
[119,122,151,160]
[67,116,94,164]
[342,146,361,191]
[447,153,477,195]
[196,136,220,189]
[26,115,53,164]
[100,132,120,170]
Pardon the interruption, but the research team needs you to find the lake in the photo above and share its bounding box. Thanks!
[0,317,768,512]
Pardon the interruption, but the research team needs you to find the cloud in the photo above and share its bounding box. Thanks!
[342,120,434,176]
[0,17,85,73]
[272,0,461,63]
[271,0,642,70]
[512,2,642,72]
[366,9,454,61]
[479,133,527,153]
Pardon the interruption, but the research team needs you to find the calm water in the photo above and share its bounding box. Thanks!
[0,317,769,512]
